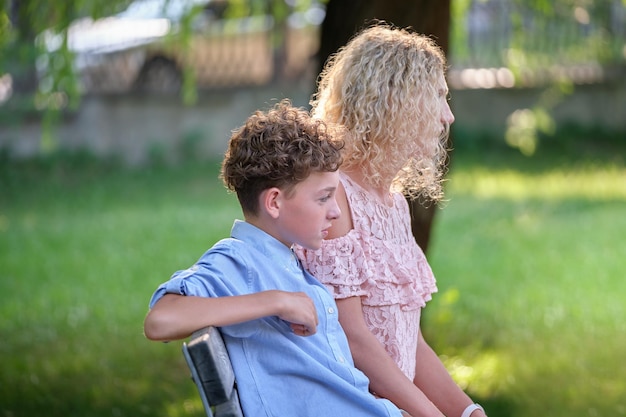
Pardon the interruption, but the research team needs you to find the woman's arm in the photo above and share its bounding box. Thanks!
[413,331,487,417]
[336,296,444,417]
[144,290,319,341]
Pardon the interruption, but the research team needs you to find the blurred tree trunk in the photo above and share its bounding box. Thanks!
[317,0,451,254]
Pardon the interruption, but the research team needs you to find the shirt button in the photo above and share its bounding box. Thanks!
[338,356,345,363]
[327,307,335,314]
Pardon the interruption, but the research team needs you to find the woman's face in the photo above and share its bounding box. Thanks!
[407,75,455,160]
[437,76,455,127]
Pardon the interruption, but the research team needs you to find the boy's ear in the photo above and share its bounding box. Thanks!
[260,187,281,219]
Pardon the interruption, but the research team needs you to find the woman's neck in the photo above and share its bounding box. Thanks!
[342,168,394,207]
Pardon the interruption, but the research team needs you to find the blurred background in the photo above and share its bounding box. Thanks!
[1,0,623,162]
[1,1,625,416]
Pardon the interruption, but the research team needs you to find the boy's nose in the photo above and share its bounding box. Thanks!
[329,201,341,220]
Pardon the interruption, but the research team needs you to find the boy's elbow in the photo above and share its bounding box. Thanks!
[143,310,172,342]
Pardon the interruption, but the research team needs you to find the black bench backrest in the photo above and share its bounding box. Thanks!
[182,326,244,417]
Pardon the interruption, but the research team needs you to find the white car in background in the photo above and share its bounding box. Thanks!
[46,0,324,93]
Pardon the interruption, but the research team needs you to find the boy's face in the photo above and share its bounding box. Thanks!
[276,171,341,250]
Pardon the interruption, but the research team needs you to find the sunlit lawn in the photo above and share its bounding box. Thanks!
[1,141,625,417]
[425,145,626,417]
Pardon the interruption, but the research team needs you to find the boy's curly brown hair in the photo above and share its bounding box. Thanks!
[221,99,344,215]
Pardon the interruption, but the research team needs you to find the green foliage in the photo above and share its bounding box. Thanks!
[177,3,203,105]
[504,107,554,155]
[0,0,134,77]
[449,0,626,155]
[452,0,625,69]
[450,0,472,63]
[0,0,322,152]
[0,0,134,153]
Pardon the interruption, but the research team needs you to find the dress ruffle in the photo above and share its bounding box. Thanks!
[296,172,437,310]
[297,227,437,310]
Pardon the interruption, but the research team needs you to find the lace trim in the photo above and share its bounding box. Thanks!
[296,172,437,310]
[297,230,436,310]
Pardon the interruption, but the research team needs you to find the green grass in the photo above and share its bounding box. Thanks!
[1,142,625,417]
[425,145,626,416]
[0,159,239,417]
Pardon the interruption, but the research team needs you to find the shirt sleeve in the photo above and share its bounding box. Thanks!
[148,246,244,306]
[148,266,206,308]
[147,244,261,337]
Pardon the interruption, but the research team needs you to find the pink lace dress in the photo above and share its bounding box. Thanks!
[296,172,437,381]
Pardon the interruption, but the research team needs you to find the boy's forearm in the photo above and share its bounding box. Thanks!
[143,291,287,341]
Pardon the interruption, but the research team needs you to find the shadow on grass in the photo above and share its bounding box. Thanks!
[1,329,205,417]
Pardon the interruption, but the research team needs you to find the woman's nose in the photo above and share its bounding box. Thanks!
[442,101,455,125]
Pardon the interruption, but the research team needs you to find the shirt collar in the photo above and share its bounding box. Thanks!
[231,220,300,270]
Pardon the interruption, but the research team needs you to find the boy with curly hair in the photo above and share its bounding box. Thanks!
[144,100,408,417]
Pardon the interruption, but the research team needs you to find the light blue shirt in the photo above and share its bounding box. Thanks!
[150,220,402,417]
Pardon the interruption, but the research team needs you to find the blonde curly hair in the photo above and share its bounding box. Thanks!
[311,23,450,201]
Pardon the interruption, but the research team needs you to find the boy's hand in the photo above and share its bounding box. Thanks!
[273,291,319,336]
